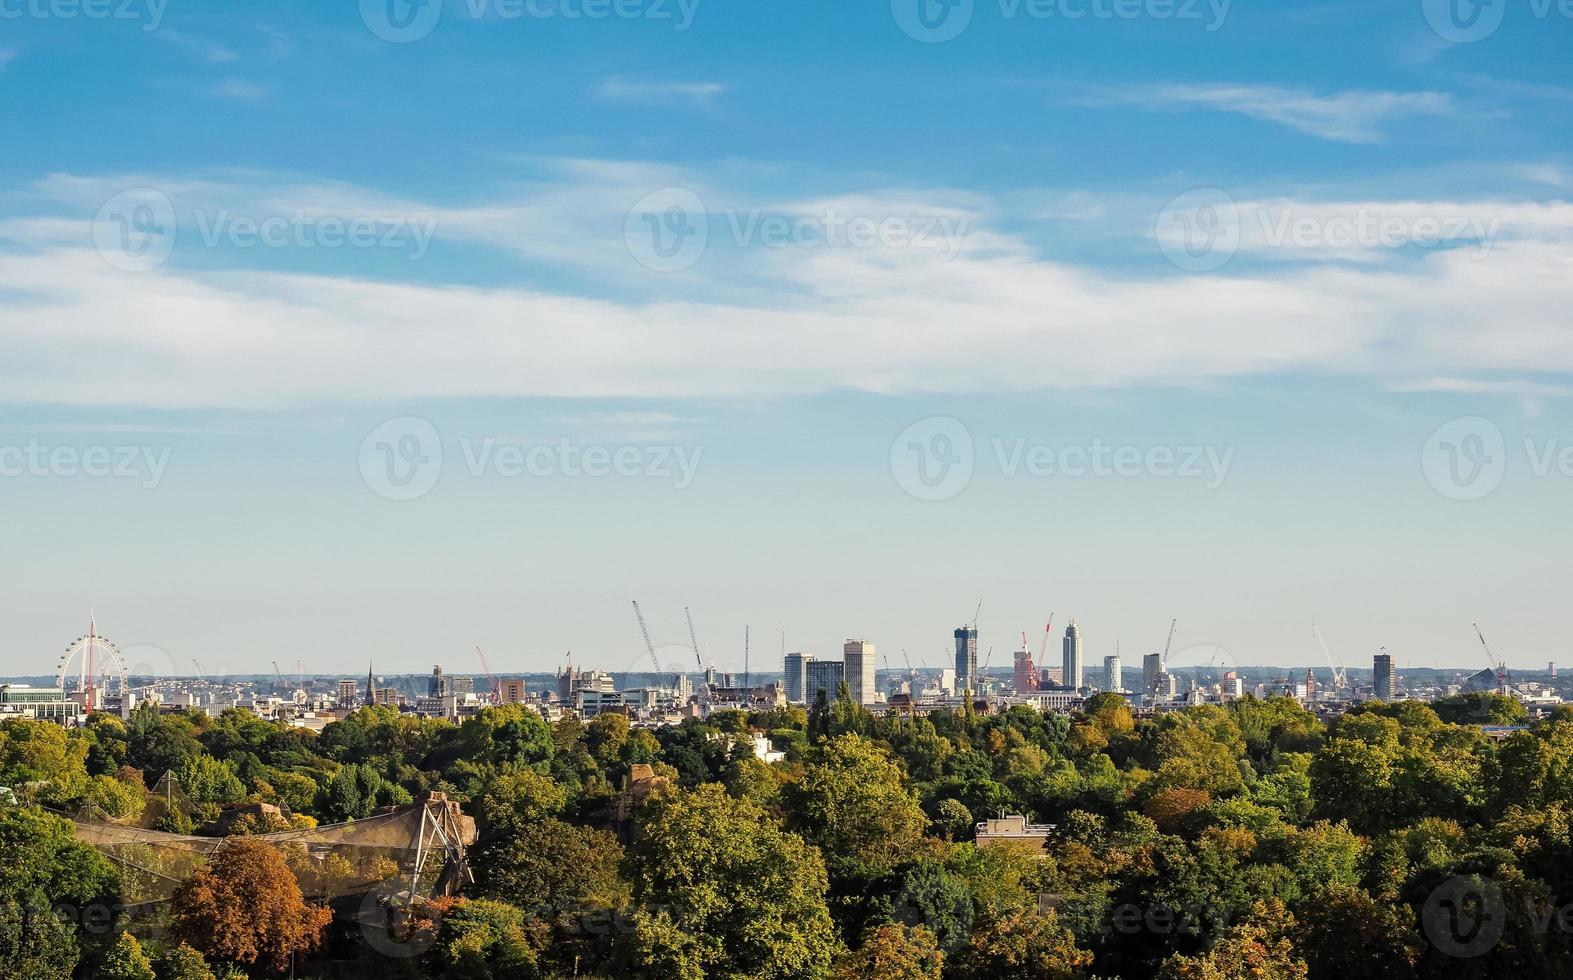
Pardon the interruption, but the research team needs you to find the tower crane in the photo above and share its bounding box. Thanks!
[475,646,497,702]
[1474,622,1509,695]
[1162,619,1178,661]
[632,601,662,678]
[684,607,705,674]
[1039,613,1055,662]
[1312,624,1349,690]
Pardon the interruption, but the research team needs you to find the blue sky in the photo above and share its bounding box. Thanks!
[1,0,1570,677]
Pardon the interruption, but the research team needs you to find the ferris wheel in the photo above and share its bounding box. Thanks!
[55,615,130,698]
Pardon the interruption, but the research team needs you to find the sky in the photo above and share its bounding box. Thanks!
[1,0,1570,679]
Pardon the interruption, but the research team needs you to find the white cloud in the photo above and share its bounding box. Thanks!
[2,166,1571,409]
[157,30,238,64]
[205,78,269,101]
[593,76,725,107]
[1063,83,1455,143]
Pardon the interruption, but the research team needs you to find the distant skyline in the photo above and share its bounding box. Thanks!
[2,2,1570,673]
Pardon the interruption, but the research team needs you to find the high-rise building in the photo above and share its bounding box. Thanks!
[844,640,877,706]
[806,660,844,702]
[784,652,814,704]
[1103,655,1122,692]
[1013,644,1040,693]
[1373,652,1395,700]
[429,665,445,697]
[955,626,978,694]
[1062,621,1083,690]
[337,679,357,706]
[1143,652,1163,701]
[499,678,527,704]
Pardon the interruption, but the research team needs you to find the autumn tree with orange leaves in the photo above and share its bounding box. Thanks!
[171,837,332,976]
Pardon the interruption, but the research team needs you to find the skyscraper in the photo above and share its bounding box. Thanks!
[806,660,844,702]
[1013,643,1040,693]
[1143,652,1163,701]
[955,626,978,694]
[783,652,814,704]
[1373,652,1395,700]
[1062,621,1083,690]
[1103,655,1122,692]
[844,640,877,706]
[430,665,445,697]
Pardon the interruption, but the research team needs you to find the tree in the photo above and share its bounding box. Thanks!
[626,784,840,979]
[98,932,156,980]
[1155,899,1307,980]
[834,924,943,980]
[784,734,929,869]
[952,907,1092,980]
[0,806,120,978]
[157,943,217,980]
[477,816,628,971]
[171,837,331,975]
[425,898,543,980]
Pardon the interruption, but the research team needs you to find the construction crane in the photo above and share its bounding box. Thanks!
[271,660,286,694]
[971,600,983,629]
[1162,619,1178,661]
[684,607,705,674]
[475,646,497,703]
[632,601,662,678]
[1474,622,1509,695]
[1311,623,1349,690]
[1039,614,1055,662]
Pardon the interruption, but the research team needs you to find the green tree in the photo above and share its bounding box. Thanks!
[952,907,1092,980]
[0,806,121,978]
[626,784,840,979]
[98,932,156,980]
[157,943,217,980]
[425,898,543,980]
[834,924,943,980]
[784,734,929,869]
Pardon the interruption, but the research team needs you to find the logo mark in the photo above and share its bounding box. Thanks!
[361,0,443,43]
[1421,876,1505,958]
[625,187,709,272]
[1422,0,1505,43]
[891,0,974,42]
[92,188,177,273]
[890,417,974,501]
[1155,187,1240,272]
[1422,416,1505,501]
[359,417,443,501]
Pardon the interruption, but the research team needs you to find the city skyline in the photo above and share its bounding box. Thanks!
[0,605,1546,678]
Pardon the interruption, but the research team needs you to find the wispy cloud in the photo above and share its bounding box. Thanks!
[157,29,238,64]
[3,164,1572,409]
[593,75,726,108]
[1062,83,1455,143]
[205,78,270,102]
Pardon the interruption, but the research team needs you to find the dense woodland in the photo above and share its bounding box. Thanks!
[2,685,1570,979]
